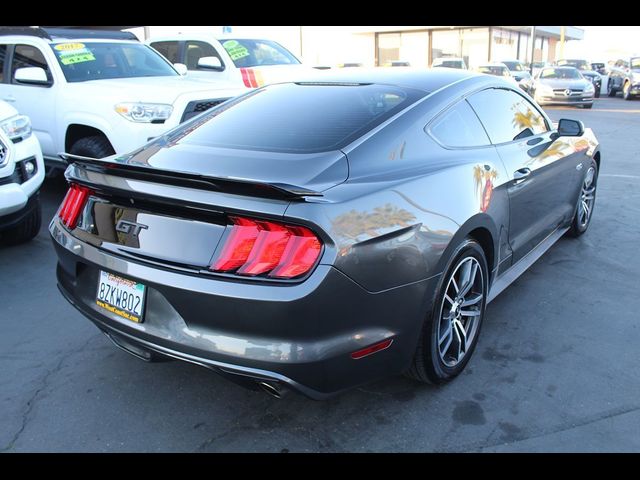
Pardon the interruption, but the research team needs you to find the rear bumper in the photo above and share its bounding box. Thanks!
[50,217,436,399]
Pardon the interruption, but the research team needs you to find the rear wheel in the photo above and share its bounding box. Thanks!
[568,160,598,237]
[69,135,115,159]
[1,196,42,245]
[406,239,488,384]
[582,103,593,109]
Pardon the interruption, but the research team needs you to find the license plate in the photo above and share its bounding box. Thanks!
[96,271,146,323]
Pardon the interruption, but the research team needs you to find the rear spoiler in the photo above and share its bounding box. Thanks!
[59,153,323,200]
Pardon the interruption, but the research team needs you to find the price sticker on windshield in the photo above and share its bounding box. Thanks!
[222,40,250,61]
[54,43,96,65]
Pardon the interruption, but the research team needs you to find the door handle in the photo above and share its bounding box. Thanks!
[513,168,532,183]
[3,95,16,103]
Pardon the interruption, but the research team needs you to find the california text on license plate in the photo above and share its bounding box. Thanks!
[96,271,146,323]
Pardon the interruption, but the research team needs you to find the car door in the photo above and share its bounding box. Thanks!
[3,43,58,157]
[467,87,581,263]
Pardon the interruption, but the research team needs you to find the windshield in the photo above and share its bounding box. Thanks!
[168,83,424,153]
[558,59,590,70]
[477,66,509,76]
[631,58,640,69]
[221,39,300,68]
[540,68,582,80]
[502,61,524,71]
[51,42,178,82]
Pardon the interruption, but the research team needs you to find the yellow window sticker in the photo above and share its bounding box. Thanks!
[54,44,96,65]
[222,40,250,61]
[54,43,86,51]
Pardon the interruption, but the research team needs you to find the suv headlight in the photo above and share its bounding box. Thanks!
[0,115,32,141]
[537,84,554,96]
[115,103,173,123]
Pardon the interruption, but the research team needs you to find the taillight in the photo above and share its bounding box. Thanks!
[239,68,264,88]
[58,184,92,229]
[211,216,322,279]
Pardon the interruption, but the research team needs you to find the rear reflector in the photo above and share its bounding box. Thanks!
[350,339,394,359]
[211,216,322,279]
[239,68,264,88]
[58,184,92,229]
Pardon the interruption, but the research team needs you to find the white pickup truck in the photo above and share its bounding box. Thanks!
[0,28,245,170]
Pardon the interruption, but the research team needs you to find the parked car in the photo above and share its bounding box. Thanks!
[474,62,518,85]
[147,34,313,89]
[591,62,606,75]
[607,56,640,100]
[432,57,467,69]
[0,101,44,244]
[531,61,551,78]
[390,60,411,67]
[50,68,601,399]
[557,59,602,98]
[499,59,533,93]
[531,66,595,108]
[0,27,245,171]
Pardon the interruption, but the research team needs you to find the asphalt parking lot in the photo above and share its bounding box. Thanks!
[1,95,639,453]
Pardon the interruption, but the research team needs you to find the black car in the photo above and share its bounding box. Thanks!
[607,57,640,100]
[51,69,601,399]
[557,59,602,98]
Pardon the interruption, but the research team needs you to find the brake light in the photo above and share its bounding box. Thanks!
[211,216,322,279]
[58,184,92,229]
[239,68,264,88]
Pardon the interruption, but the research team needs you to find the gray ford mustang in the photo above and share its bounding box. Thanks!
[50,69,601,399]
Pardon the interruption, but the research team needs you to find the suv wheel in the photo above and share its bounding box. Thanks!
[623,81,633,101]
[568,159,598,237]
[607,80,617,97]
[406,239,488,384]
[1,196,42,245]
[69,135,115,159]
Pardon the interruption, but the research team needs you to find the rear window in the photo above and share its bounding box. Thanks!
[170,83,424,153]
[220,39,299,68]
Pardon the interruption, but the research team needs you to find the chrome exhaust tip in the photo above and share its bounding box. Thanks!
[257,381,285,399]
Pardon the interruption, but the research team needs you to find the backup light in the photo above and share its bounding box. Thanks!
[211,216,322,279]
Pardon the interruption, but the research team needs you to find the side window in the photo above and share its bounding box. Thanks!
[428,99,490,148]
[0,45,7,82]
[150,41,180,63]
[467,88,548,144]
[11,44,52,85]
[185,41,223,70]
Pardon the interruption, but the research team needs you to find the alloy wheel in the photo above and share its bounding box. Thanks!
[437,256,484,367]
[578,166,596,228]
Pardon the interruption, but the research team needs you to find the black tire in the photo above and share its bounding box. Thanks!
[607,81,617,97]
[568,159,598,238]
[1,196,42,245]
[623,81,633,101]
[594,87,600,98]
[69,135,115,159]
[582,103,593,109]
[405,239,488,384]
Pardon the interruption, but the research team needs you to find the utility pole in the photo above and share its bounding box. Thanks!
[143,26,150,41]
[529,26,537,74]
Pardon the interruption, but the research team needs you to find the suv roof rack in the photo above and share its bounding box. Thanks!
[0,26,138,42]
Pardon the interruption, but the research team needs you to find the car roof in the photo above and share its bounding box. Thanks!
[291,67,481,92]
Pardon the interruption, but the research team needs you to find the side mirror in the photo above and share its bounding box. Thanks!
[173,63,188,75]
[14,67,50,85]
[197,56,223,71]
[557,118,584,137]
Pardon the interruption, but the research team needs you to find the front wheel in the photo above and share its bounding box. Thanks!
[1,196,42,245]
[623,81,633,100]
[406,239,488,384]
[607,81,617,97]
[69,135,115,159]
[568,160,598,237]
[582,103,593,109]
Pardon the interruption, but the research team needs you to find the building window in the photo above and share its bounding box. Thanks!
[377,31,429,67]
[491,28,518,61]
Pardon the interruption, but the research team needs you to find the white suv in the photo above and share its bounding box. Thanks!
[0,28,245,169]
[0,100,44,244]
[147,34,314,89]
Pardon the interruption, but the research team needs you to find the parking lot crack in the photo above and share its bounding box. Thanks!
[0,334,101,452]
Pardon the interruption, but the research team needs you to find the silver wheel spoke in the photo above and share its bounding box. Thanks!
[453,319,467,360]
[461,293,483,307]
[460,309,481,317]
[451,276,459,294]
[439,321,453,355]
[444,294,455,306]
[458,261,478,297]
